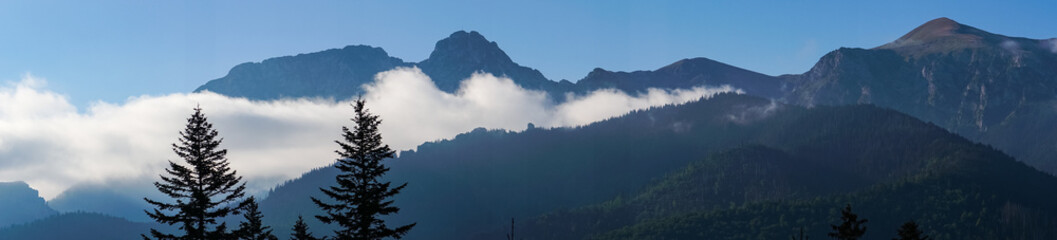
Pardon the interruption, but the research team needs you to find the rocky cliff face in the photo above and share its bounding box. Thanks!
[0,181,57,228]
[783,17,1057,173]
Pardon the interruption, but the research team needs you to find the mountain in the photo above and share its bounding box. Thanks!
[195,31,781,102]
[259,93,774,238]
[782,17,1057,173]
[47,184,152,222]
[418,30,574,95]
[507,129,1057,239]
[0,212,163,240]
[194,18,1057,174]
[255,93,1057,239]
[194,45,412,100]
[577,57,784,98]
[0,181,57,228]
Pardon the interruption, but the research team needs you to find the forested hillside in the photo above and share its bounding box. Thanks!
[258,93,1057,239]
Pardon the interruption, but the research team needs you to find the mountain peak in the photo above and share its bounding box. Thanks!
[897,17,966,42]
[877,17,998,54]
[418,30,559,93]
[424,30,513,65]
[0,181,57,228]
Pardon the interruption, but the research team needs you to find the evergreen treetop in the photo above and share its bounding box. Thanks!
[144,106,250,240]
[236,197,278,240]
[828,204,868,240]
[894,220,929,240]
[311,99,415,240]
[290,215,322,240]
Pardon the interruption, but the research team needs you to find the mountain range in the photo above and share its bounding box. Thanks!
[195,30,785,101]
[196,18,1057,176]
[4,17,1056,239]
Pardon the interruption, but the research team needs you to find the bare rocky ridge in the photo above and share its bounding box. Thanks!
[783,17,1057,173]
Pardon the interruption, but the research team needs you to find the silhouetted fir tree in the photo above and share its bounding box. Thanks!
[506,218,516,240]
[290,215,322,240]
[311,99,415,240]
[828,204,868,240]
[894,220,929,240]
[790,227,809,240]
[235,197,278,240]
[144,106,250,240]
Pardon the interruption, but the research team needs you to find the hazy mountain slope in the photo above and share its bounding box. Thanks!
[782,17,1057,173]
[577,57,784,98]
[0,182,57,229]
[0,212,164,240]
[47,185,152,222]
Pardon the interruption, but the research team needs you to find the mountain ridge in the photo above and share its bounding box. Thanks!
[0,181,57,229]
[195,30,785,101]
[785,17,1057,173]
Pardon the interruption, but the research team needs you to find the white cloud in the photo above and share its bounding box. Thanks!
[1045,38,1057,53]
[0,68,738,200]
[1001,39,1020,52]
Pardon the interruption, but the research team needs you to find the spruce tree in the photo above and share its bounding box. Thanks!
[828,204,868,240]
[235,197,278,240]
[144,106,250,239]
[894,220,929,240]
[290,215,321,240]
[311,99,415,240]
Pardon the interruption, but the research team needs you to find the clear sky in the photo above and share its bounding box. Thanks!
[1,0,1054,107]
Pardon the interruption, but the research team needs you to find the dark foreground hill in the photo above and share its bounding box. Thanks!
[508,138,1057,239]
[258,93,1057,239]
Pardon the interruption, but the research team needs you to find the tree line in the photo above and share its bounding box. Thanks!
[143,99,412,240]
[791,204,929,240]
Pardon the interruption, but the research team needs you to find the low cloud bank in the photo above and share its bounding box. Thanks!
[0,68,738,199]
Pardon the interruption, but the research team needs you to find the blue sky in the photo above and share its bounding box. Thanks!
[1,1,1054,107]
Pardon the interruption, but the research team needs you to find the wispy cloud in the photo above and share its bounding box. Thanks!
[0,69,738,200]
[1045,38,1057,53]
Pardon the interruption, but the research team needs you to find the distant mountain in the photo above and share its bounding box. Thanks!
[47,184,152,222]
[0,212,163,240]
[578,57,784,98]
[418,31,574,95]
[194,45,412,100]
[0,182,56,228]
[195,31,782,101]
[782,17,1057,173]
[195,19,1057,174]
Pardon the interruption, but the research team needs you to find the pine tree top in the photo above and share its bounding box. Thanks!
[144,106,250,240]
[311,99,415,240]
